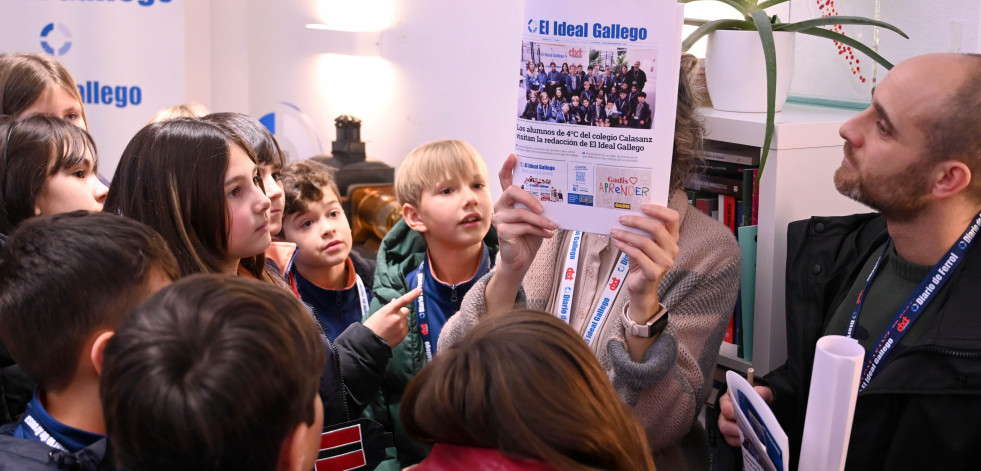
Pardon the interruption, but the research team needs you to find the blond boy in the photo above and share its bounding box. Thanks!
[365,139,497,469]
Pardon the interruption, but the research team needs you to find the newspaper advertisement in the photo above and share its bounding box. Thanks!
[514,0,684,235]
[726,371,790,471]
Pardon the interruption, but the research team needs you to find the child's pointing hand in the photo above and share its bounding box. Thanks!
[365,287,422,348]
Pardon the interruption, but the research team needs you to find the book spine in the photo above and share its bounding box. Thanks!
[751,168,760,225]
[734,296,743,358]
[737,225,758,361]
[723,313,734,344]
[685,174,741,197]
[703,150,760,166]
[699,160,754,179]
[741,169,754,226]
[718,194,736,234]
[695,198,711,216]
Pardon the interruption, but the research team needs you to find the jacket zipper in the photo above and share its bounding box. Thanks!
[894,344,981,360]
[307,303,351,422]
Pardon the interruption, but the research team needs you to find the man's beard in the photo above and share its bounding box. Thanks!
[834,143,933,222]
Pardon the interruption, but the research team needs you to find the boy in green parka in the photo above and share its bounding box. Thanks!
[364,139,498,469]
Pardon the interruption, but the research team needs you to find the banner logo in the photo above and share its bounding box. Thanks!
[527,19,537,34]
[259,102,326,161]
[77,81,142,108]
[60,0,173,6]
[40,23,72,56]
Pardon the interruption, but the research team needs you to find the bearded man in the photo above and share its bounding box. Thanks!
[719,53,981,471]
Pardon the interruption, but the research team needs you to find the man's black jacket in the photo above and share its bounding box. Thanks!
[765,212,981,471]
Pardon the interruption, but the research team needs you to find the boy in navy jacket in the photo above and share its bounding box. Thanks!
[0,212,179,470]
[615,89,632,126]
[280,160,415,343]
[629,91,653,129]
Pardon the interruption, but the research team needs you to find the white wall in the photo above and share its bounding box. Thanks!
[363,0,523,181]
[788,0,980,105]
[189,0,523,198]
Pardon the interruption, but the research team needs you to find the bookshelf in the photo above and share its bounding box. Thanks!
[701,103,869,375]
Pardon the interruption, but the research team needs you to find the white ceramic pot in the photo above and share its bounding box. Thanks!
[704,30,796,113]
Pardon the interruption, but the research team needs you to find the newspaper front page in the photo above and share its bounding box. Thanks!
[514,0,685,235]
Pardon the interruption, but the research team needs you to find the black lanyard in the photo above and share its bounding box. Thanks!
[848,211,981,392]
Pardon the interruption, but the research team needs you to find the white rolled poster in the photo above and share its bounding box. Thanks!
[798,335,865,471]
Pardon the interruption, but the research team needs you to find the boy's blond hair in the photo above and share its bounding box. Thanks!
[395,139,489,208]
[146,102,210,124]
[282,160,342,215]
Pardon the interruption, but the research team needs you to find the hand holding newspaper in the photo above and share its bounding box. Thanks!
[726,335,864,471]
[514,0,685,235]
[726,370,789,471]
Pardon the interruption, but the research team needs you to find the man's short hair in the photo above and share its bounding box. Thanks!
[395,139,488,208]
[0,211,178,391]
[101,274,326,471]
[925,54,981,200]
[638,91,647,98]
[281,159,342,215]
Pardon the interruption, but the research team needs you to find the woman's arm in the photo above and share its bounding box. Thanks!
[607,217,741,450]
[484,154,556,316]
[610,204,680,362]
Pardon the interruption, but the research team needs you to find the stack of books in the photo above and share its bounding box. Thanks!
[685,139,759,362]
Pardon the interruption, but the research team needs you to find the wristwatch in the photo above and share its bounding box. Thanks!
[623,303,669,338]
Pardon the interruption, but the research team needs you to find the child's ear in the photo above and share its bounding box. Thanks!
[90,330,114,377]
[276,401,322,471]
[401,203,428,233]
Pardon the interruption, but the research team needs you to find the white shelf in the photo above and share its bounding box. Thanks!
[700,104,859,149]
[717,343,751,373]
[702,104,868,375]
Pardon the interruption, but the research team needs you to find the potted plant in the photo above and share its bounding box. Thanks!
[680,0,907,180]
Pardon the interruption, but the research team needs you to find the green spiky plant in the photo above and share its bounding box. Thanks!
[614,52,629,71]
[680,0,907,183]
[589,49,602,66]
